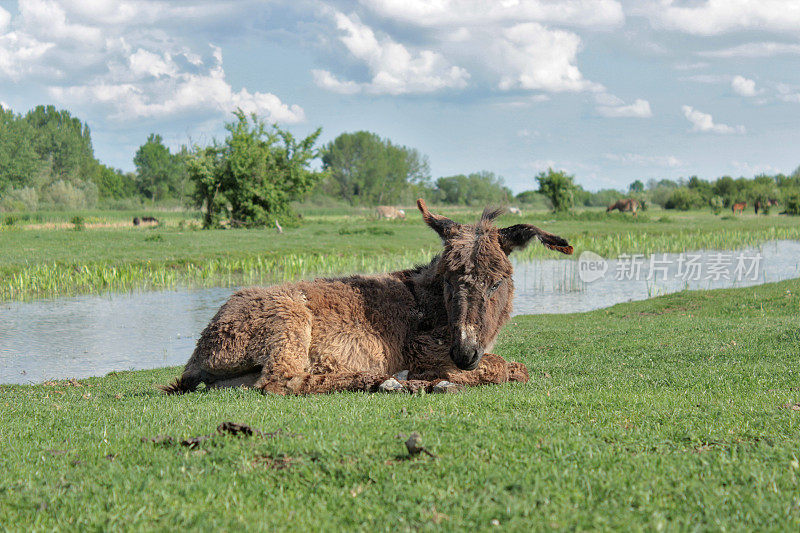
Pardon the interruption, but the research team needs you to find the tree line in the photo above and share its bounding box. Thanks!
[2,104,799,222]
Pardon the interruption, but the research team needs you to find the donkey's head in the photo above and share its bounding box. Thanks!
[417,199,573,370]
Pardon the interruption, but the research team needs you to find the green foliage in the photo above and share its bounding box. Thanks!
[536,168,577,212]
[628,179,644,193]
[435,171,511,205]
[0,105,137,204]
[134,134,187,202]
[782,189,800,215]
[70,215,85,231]
[321,131,430,205]
[664,187,704,211]
[709,195,724,214]
[188,111,323,228]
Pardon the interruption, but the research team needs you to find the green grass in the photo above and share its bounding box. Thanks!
[2,279,799,530]
[1,206,799,301]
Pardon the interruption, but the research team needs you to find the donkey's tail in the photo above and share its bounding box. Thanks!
[158,373,201,395]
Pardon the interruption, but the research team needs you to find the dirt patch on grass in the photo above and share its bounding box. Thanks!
[252,454,301,470]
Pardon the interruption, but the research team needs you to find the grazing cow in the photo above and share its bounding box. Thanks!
[508,207,522,215]
[375,206,406,220]
[134,216,159,225]
[606,198,640,216]
[162,199,573,395]
[732,202,747,214]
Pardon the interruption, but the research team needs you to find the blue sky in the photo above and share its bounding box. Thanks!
[1,0,799,192]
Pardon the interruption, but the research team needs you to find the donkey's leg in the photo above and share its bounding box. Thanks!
[410,354,529,387]
[262,371,392,395]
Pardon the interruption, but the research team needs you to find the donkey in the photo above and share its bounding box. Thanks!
[161,200,573,395]
[732,202,747,214]
[376,206,406,220]
[607,198,640,216]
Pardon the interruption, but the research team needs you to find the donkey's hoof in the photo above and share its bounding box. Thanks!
[393,370,409,381]
[432,381,462,394]
[379,378,406,393]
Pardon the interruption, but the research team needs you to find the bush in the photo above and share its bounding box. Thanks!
[42,180,98,210]
[783,191,800,216]
[709,195,724,215]
[70,215,85,231]
[0,186,39,212]
[664,188,704,211]
[536,168,577,212]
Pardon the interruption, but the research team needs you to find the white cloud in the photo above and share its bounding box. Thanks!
[700,42,800,58]
[360,0,625,29]
[777,84,800,103]
[495,23,602,93]
[732,160,781,176]
[0,100,8,109]
[49,46,305,122]
[0,7,10,32]
[313,12,469,95]
[644,0,800,35]
[681,105,745,134]
[596,98,652,118]
[673,62,709,70]
[0,1,304,123]
[604,153,682,168]
[731,75,757,97]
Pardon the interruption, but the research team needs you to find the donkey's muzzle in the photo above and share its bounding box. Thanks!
[450,344,483,371]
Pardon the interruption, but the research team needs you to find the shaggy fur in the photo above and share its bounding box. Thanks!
[162,199,573,395]
[607,198,641,215]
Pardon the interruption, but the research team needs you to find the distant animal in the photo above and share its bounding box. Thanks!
[161,199,573,396]
[732,202,747,214]
[134,216,159,226]
[606,198,640,215]
[275,219,283,234]
[376,206,406,220]
[754,199,779,214]
[508,207,522,215]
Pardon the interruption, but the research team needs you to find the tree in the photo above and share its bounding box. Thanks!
[0,107,40,192]
[134,134,185,202]
[435,171,511,205]
[628,179,644,193]
[188,111,324,228]
[321,131,430,205]
[536,168,577,212]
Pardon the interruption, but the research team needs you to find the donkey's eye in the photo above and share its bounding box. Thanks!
[488,279,503,294]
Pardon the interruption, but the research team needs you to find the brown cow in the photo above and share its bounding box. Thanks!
[607,198,640,215]
[732,202,747,214]
[375,206,406,220]
[162,199,573,395]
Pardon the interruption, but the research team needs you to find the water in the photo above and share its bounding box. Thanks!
[2,240,799,385]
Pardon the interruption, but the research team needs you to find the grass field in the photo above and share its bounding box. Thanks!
[2,205,799,301]
[1,279,799,530]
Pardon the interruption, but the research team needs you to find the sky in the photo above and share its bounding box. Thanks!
[1,0,799,193]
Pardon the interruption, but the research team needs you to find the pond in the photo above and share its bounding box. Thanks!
[2,240,799,385]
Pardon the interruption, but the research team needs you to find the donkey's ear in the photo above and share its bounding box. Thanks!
[498,224,574,255]
[417,199,457,239]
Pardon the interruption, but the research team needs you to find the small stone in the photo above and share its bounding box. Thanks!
[432,381,462,394]
[393,370,409,381]
[379,378,405,392]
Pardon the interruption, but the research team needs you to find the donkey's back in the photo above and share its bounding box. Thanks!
[163,274,416,393]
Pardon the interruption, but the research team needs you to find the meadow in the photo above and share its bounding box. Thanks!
[1,278,798,530]
[1,205,799,301]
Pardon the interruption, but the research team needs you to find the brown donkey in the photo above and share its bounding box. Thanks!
[607,198,640,215]
[162,200,573,395]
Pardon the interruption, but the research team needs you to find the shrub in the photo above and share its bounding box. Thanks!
[0,186,39,212]
[664,187,703,211]
[709,195,724,215]
[70,215,85,231]
[783,191,800,216]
